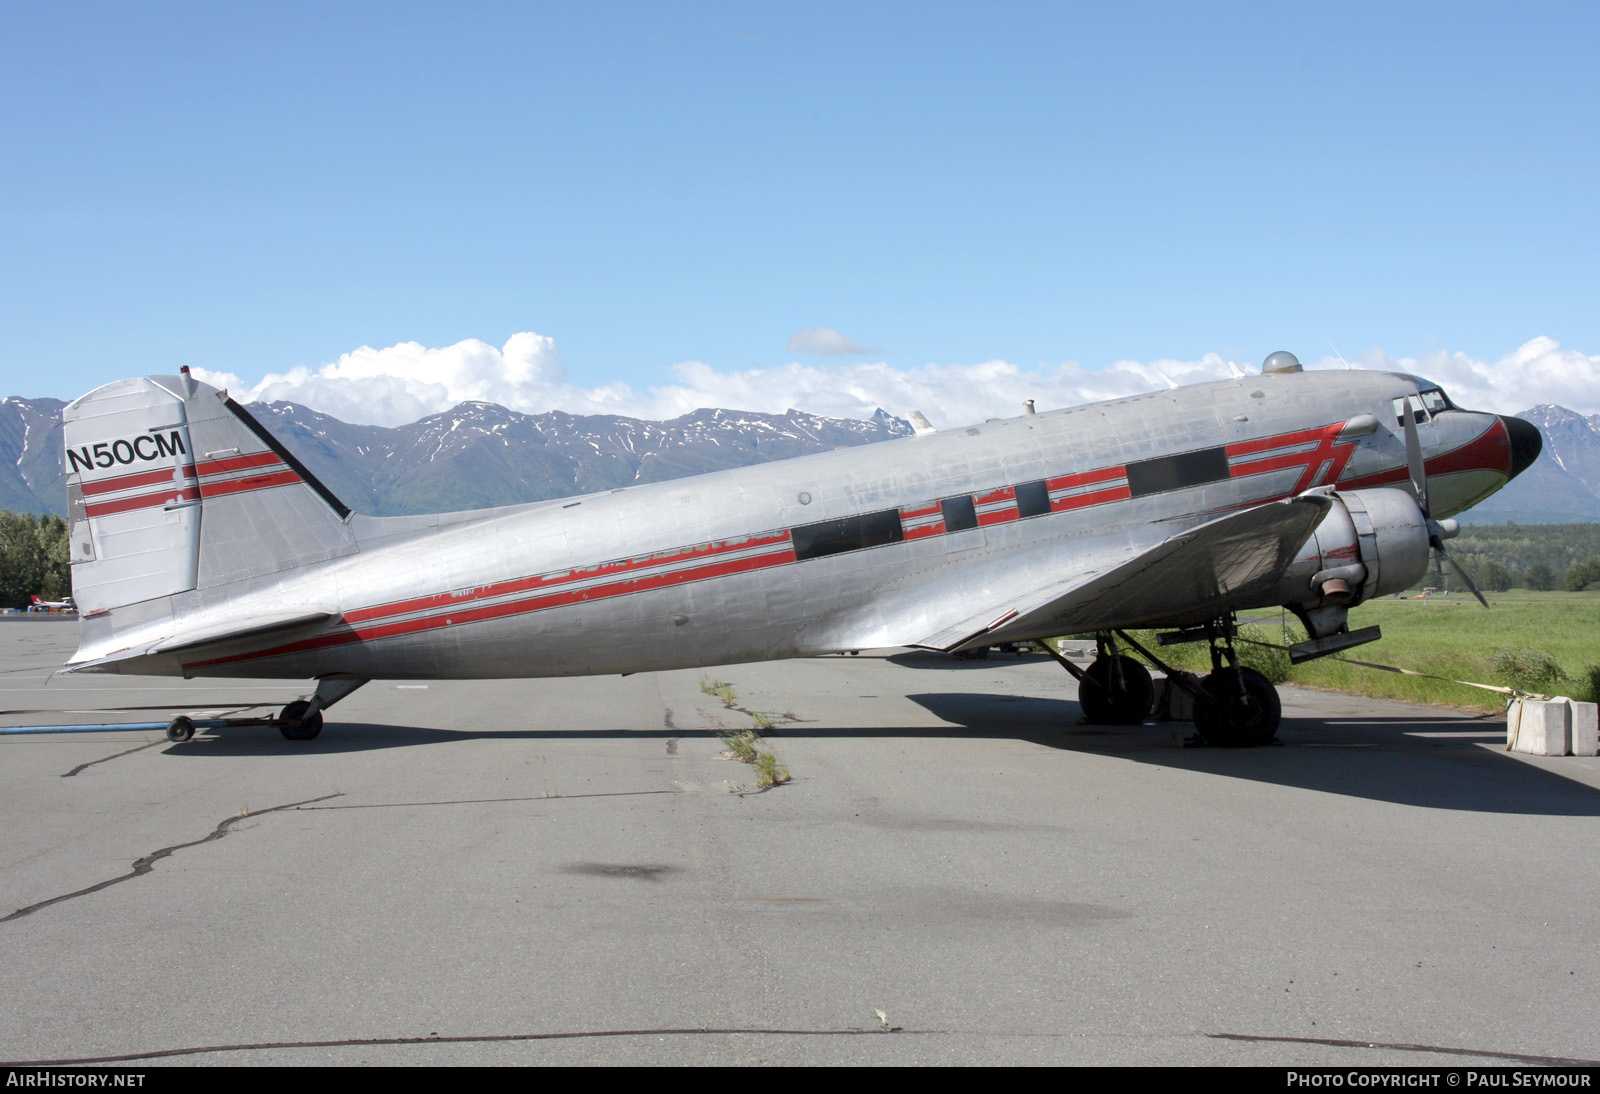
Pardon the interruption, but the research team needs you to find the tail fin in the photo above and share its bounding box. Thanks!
[64,370,355,616]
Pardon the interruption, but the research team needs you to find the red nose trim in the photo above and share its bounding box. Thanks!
[1340,417,1511,491]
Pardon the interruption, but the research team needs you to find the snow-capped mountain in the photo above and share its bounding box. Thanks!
[1456,405,1600,524]
[1,397,913,517]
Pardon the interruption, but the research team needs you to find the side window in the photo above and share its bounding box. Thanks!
[1393,395,1429,427]
[940,495,978,532]
[1014,480,1051,518]
[791,509,905,561]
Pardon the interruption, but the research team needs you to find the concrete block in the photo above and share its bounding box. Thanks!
[1507,697,1571,756]
[1153,674,1198,722]
[1568,700,1599,757]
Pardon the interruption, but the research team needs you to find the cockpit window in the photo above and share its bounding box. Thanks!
[1419,387,1452,415]
[1394,387,1454,427]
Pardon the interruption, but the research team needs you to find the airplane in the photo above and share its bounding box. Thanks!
[29,595,75,612]
[57,352,1541,746]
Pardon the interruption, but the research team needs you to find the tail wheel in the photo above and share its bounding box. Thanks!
[1079,654,1154,725]
[278,700,323,741]
[165,716,195,744]
[1194,667,1281,747]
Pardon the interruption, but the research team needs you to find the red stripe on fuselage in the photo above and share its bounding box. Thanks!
[1054,485,1131,511]
[187,545,799,669]
[343,530,795,626]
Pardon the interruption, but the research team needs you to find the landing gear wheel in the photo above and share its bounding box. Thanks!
[165,716,195,744]
[1079,655,1154,725]
[278,700,323,741]
[1194,667,1281,747]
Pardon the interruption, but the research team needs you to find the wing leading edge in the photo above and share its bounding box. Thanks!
[916,493,1335,653]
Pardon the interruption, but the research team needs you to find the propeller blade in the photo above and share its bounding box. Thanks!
[1433,537,1489,608]
[1401,397,1428,518]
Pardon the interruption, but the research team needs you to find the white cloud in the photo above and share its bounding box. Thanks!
[786,326,879,357]
[192,333,1598,429]
[1353,337,1600,416]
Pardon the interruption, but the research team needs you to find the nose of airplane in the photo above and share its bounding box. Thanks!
[1500,415,1542,479]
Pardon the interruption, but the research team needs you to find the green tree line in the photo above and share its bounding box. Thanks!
[0,511,71,609]
[1412,523,1600,593]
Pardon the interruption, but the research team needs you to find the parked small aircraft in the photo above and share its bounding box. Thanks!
[60,353,1539,745]
[29,595,74,612]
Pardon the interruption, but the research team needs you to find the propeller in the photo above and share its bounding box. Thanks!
[1402,399,1488,607]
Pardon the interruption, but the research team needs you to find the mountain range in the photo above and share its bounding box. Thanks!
[3,394,1598,524]
[1,396,913,517]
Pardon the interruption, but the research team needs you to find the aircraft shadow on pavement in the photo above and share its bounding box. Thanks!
[149,696,1600,818]
[905,691,1600,817]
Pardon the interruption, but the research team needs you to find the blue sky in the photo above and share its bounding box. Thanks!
[4,2,1597,423]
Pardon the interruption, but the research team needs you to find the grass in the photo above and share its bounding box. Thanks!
[712,685,793,789]
[753,750,791,788]
[719,729,759,764]
[1121,591,1600,713]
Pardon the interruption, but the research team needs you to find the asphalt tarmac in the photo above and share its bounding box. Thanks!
[3,616,1597,1066]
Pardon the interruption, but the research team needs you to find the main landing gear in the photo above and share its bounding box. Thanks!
[1046,620,1283,747]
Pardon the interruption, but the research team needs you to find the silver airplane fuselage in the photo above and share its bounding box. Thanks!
[63,365,1534,687]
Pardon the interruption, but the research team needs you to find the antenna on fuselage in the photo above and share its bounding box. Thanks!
[909,410,936,436]
[1326,339,1353,370]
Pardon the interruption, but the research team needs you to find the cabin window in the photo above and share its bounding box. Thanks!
[1014,480,1051,518]
[1125,447,1230,497]
[791,509,905,561]
[939,495,978,532]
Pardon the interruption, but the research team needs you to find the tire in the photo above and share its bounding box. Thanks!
[1194,667,1281,747]
[166,716,195,744]
[1078,655,1154,725]
[278,700,323,741]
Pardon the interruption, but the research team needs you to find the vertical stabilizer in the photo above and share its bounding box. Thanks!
[181,379,355,588]
[64,372,356,617]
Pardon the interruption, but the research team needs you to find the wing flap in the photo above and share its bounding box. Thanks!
[917,494,1333,651]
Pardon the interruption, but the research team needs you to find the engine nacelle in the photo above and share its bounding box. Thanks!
[1269,488,1431,637]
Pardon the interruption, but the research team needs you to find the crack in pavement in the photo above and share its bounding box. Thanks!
[1,1025,908,1065]
[301,789,677,810]
[61,740,162,777]
[2,793,343,923]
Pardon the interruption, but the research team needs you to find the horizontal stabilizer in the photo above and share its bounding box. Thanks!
[64,608,340,674]
[919,494,1333,651]
[149,610,340,654]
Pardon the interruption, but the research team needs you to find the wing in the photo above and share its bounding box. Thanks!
[914,493,1333,652]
